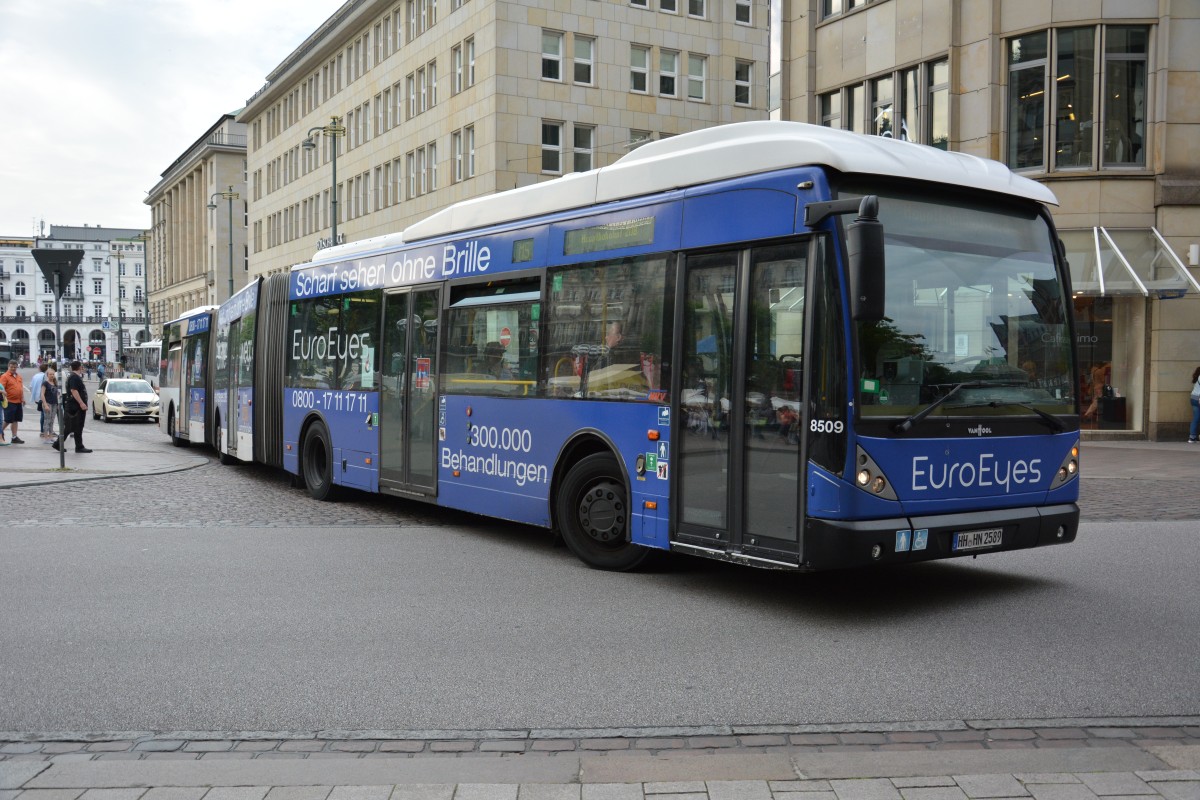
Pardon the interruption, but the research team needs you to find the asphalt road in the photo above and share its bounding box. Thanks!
[2,414,1197,735]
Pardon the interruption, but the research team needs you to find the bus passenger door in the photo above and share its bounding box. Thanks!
[379,287,441,495]
[225,319,240,457]
[675,243,806,566]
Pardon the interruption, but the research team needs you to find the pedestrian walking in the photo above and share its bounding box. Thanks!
[51,360,92,454]
[40,368,60,442]
[0,359,25,444]
[1188,365,1200,444]
[97,362,105,382]
[29,362,48,438]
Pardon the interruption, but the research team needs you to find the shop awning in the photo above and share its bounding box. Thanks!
[1060,227,1200,298]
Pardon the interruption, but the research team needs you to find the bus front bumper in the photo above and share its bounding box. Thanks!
[802,503,1079,570]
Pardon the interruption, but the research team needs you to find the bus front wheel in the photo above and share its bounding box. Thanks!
[301,422,339,501]
[556,453,647,571]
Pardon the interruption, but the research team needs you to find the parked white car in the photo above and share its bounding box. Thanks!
[91,378,160,423]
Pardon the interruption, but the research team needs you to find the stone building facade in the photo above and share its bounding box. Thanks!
[774,0,1200,440]
[144,114,249,330]
[238,0,769,276]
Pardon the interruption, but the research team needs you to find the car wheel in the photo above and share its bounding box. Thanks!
[92,403,100,421]
[103,406,112,423]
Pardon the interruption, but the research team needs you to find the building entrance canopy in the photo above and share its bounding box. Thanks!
[1061,227,1200,298]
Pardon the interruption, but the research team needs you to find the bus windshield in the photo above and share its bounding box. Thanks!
[851,186,1075,422]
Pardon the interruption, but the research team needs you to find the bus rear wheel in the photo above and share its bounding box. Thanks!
[301,421,339,501]
[168,408,188,448]
[216,418,236,466]
[556,453,647,571]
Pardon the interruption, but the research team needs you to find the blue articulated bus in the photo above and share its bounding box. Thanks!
[214,121,1080,571]
[159,305,217,448]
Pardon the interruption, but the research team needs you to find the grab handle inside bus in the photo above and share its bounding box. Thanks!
[845,196,885,321]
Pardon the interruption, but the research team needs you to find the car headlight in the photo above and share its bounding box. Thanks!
[149,398,160,407]
[108,399,125,408]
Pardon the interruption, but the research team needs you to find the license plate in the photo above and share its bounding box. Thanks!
[952,527,1003,552]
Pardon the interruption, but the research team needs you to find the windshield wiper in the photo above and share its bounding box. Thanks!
[892,380,1025,433]
[984,401,1066,432]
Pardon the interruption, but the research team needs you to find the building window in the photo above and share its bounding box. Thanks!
[734,60,752,106]
[43,302,53,317]
[428,141,438,190]
[629,129,653,149]
[428,60,437,106]
[871,75,893,137]
[631,45,650,93]
[452,130,464,182]
[418,66,428,112]
[659,50,678,97]
[465,125,475,177]
[927,60,948,148]
[630,0,648,7]
[573,124,594,172]
[119,285,127,300]
[94,303,103,318]
[735,0,751,24]
[822,0,863,19]
[1103,26,1147,166]
[688,0,705,17]
[466,37,475,87]
[15,281,26,296]
[542,31,563,81]
[542,121,563,173]
[407,152,416,199]
[452,44,463,93]
[574,36,594,85]
[407,74,417,119]
[660,0,677,13]
[820,91,841,128]
[1053,28,1095,169]
[92,258,102,271]
[687,54,706,101]
[1006,26,1145,171]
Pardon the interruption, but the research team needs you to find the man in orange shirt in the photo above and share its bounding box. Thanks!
[0,360,25,444]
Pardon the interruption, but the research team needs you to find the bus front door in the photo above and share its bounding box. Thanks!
[675,244,807,566]
[379,287,441,496]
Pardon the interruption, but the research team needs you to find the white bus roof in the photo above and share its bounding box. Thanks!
[403,121,1056,244]
[165,305,217,325]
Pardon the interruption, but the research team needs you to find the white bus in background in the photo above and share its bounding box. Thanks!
[124,340,162,388]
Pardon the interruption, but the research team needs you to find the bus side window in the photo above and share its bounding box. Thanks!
[543,255,671,401]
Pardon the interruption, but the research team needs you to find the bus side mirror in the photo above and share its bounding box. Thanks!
[846,196,885,321]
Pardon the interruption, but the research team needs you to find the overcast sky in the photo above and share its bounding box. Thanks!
[0,0,340,238]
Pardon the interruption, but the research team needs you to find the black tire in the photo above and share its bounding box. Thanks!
[301,421,339,501]
[103,407,112,423]
[216,420,236,465]
[555,453,647,571]
[168,408,188,448]
[92,403,100,421]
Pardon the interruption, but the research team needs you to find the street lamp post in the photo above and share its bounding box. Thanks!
[113,250,124,366]
[302,116,346,246]
[133,231,152,342]
[208,186,240,300]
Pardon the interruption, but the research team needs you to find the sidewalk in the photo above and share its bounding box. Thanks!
[0,421,206,489]
[0,371,206,489]
[1,720,1198,795]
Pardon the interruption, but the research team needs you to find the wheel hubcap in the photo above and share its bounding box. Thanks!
[578,482,625,544]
